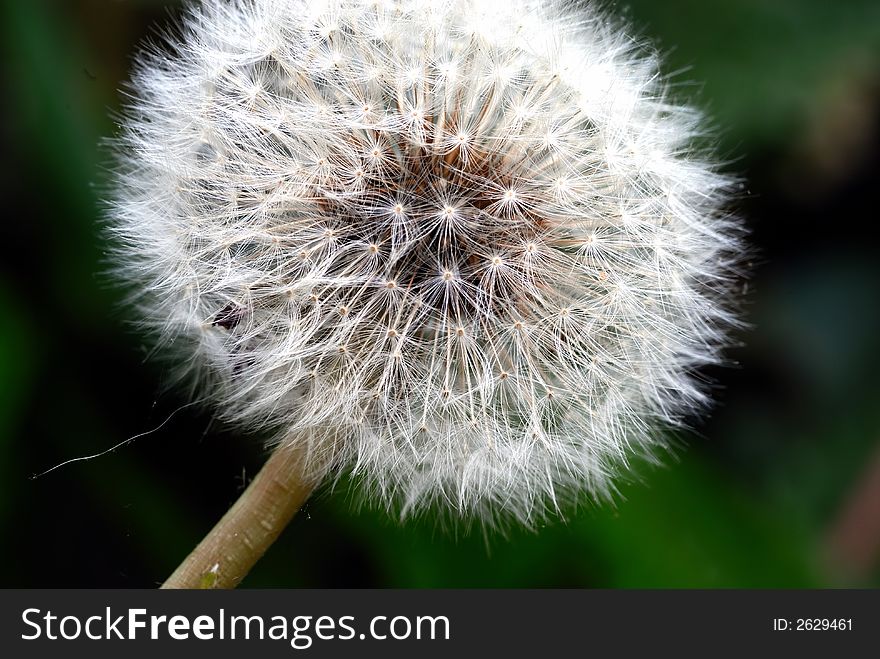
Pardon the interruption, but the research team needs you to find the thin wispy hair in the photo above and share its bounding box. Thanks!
[108,0,744,526]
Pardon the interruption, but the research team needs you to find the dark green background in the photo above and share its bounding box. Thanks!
[1,0,879,587]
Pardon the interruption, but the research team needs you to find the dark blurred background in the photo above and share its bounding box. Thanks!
[1,0,879,588]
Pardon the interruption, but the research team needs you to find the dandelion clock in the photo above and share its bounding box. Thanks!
[108,0,743,587]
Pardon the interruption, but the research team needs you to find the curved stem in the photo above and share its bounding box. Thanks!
[161,445,317,589]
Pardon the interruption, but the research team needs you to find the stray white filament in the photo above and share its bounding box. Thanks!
[31,400,201,479]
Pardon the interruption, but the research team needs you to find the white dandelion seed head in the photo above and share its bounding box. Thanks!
[109,0,744,526]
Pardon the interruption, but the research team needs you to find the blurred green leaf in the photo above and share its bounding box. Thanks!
[1,0,116,315]
[625,0,880,150]
[0,285,37,522]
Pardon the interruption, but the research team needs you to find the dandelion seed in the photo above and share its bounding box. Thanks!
[110,0,743,526]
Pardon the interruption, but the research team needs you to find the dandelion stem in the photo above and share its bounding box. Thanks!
[161,445,316,589]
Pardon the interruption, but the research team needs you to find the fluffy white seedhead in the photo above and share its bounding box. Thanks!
[110,0,742,525]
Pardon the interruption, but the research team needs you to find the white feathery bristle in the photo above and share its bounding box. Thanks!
[109,0,744,526]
